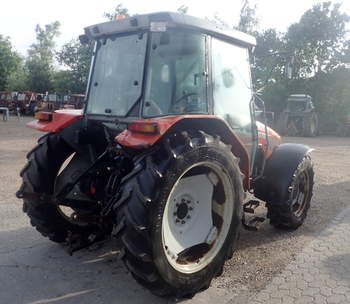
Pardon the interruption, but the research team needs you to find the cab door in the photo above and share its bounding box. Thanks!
[211,37,255,166]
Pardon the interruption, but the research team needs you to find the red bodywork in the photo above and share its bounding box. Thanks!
[27,109,83,132]
[13,91,37,113]
[256,121,281,160]
[27,112,281,189]
[0,91,13,107]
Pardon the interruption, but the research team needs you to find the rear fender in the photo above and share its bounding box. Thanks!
[26,109,83,133]
[116,115,250,189]
[254,143,313,203]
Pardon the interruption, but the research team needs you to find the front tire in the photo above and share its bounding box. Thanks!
[114,131,244,297]
[267,155,314,230]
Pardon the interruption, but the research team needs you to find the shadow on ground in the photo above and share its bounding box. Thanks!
[0,227,166,304]
[0,179,349,303]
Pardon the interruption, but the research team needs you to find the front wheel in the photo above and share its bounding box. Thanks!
[267,155,314,230]
[114,132,244,297]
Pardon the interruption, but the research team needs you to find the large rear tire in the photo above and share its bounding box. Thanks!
[17,133,96,243]
[114,131,244,298]
[267,155,314,230]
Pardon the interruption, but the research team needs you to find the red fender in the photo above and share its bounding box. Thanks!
[26,110,83,133]
[256,121,282,160]
[116,115,251,189]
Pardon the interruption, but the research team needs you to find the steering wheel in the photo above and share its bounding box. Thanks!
[144,100,163,116]
[175,92,198,104]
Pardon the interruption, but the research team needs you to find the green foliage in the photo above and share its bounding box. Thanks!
[56,39,93,93]
[7,63,29,91]
[26,21,61,92]
[238,0,259,34]
[251,2,350,130]
[104,3,130,20]
[285,2,349,77]
[0,35,21,90]
[252,29,286,91]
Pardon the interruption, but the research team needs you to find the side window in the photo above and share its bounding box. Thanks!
[212,38,252,132]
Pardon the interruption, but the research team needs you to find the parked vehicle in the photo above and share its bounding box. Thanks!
[62,94,85,109]
[9,91,39,115]
[0,91,13,107]
[276,94,318,137]
[17,12,314,298]
[35,93,62,112]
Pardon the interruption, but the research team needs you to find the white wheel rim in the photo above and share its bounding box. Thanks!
[162,162,234,274]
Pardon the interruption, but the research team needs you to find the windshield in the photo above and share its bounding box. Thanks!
[143,31,207,117]
[86,33,148,116]
[287,100,306,112]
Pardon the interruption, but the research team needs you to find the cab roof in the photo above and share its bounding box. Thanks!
[84,12,256,48]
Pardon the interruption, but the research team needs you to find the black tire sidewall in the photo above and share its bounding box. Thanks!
[288,157,314,225]
[269,156,314,229]
[22,133,95,242]
[151,145,242,291]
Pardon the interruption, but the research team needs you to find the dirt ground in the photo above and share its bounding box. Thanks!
[0,115,349,303]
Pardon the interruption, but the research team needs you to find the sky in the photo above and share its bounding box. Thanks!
[1,0,350,56]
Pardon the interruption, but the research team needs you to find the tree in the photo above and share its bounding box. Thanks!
[252,29,287,92]
[104,3,130,20]
[26,21,60,92]
[285,2,349,78]
[238,0,259,34]
[56,39,93,93]
[7,62,29,91]
[0,35,21,90]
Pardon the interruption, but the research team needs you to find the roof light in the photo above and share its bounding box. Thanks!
[128,122,158,134]
[116,14,126,20]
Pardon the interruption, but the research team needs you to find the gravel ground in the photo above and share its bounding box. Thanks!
[0,115,349,303]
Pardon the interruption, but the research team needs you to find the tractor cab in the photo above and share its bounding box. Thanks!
[62,94,85,109]
[286,94,314,113]
[80,12,262,162]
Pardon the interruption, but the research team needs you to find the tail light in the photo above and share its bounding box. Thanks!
[128,122,158,134]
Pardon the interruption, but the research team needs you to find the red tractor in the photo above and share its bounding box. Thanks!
[62,94,85,109]
[0,91,13,107]
[17,13,314,298]
[10,91,38,115]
